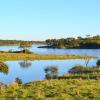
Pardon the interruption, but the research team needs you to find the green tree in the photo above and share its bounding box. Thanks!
[15,77,22,84]
[44,66,58,79]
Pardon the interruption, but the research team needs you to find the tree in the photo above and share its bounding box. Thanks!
[15,77,22,84]
[77,36,82,39]
[86,34,90,38]
[19,41,32,53]
[44,66,58,79]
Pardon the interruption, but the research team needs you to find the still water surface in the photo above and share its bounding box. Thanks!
[0,45,99,84]
[0,44,100,57]
[0,59,97,84]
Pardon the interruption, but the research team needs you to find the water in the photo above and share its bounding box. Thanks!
[0,44,100,57]
[0,45,99,84]
[0,59,97,85]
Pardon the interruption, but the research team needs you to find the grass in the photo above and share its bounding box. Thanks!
[59,65,100,80]
[59,73,100,80]
[0,52,96,61]
[0,79,100,99]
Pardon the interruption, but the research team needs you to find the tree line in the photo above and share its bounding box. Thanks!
[0,40,44,46]
[45,35,100,49]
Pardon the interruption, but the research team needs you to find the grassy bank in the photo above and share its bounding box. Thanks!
[0,79,100,99]
[0,53,96,61]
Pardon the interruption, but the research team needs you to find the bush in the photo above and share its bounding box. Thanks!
[15,77,22,84]
[44,66,58,79]
[96,60,100,66]
[68,65,85,74]
[0,62,8,74]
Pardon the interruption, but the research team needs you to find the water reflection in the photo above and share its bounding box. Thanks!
[0,59,97,85]
[0,62,9,74]
[19,60,32,68]
[83,57,91,67]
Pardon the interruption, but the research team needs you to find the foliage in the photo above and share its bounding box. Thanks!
[96,60,100,66]
[19,41,32,54]
[0,62,8,74]
[44,66,58,79]
[45,35,100,49]
[68,65,100,74]
[61,61,100,79]
[15,77,22,84]
[0,40,44,46]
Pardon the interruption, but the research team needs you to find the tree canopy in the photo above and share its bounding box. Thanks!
[45,35,100,49]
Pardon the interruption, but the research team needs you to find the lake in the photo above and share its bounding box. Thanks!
[0,45,99,84]
[0,44,100,57]
[0,59,98,85]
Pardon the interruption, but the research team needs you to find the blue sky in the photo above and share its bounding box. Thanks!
[0,0,100,40]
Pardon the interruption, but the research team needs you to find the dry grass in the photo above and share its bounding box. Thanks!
[0,52,96,61]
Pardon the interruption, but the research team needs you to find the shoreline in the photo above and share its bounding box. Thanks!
[38,45,100,49]
[0,52,96,61]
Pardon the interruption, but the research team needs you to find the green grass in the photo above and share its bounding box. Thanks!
[0,52,96,61]
[0,79,100,99]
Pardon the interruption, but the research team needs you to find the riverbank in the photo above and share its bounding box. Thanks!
[0,52,96,61]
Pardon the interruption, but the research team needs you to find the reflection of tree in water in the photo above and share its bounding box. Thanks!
[0,62,8,74]
[44,66,58,79]
[19,60,32,68]
[83,54,91,67]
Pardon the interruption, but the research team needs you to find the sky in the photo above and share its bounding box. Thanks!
[0,0,100,40]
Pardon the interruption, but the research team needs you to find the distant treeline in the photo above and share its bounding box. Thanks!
[0,40,44,46]
[45,35,100,49]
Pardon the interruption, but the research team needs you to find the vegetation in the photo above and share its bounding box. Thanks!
[0,60,99,99]
[44,35,100,49]
[44,66,58,79]
[59,60,100,80]
[96,60,100,66]
[68,65,100,74]
[19,41,32,54]
[0,79,100,99]
[0,62,8,74]
[0,39,44,46]
[14,77,22,84]
[0,53,95,61]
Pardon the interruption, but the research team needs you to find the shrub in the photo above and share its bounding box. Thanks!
[15,77,22,84]
[96,60,100,66]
